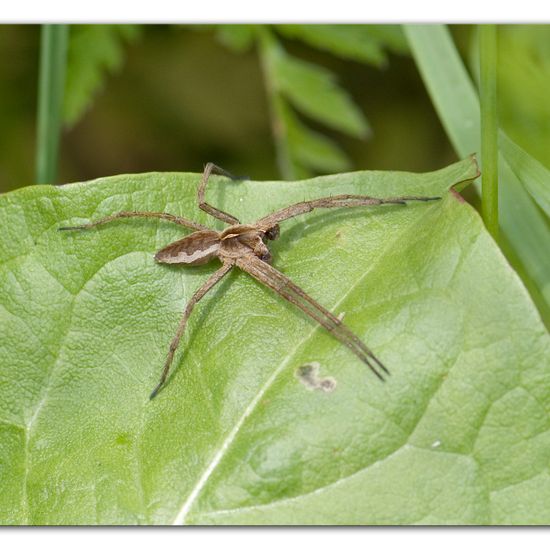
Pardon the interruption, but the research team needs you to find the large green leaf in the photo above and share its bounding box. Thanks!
[1,158,549,525]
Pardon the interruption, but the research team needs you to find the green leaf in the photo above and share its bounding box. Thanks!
[272,49,370,138]
[276,25,407,67]
[64,25,140,127]
[257,27,359,180]
[1,158,549,525]
[283,102,351,173]
[216,25,256,52]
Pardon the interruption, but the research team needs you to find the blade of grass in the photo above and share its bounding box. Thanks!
[480,25,499,240]
[35,24,69,185]
[404,25,480,154]
[500,132,550,218]
[405,24,550,324]
[257,26,295,180]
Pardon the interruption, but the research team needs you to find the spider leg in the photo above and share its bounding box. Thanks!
[255,194,440,228]
[237,255,388,381]
[197,162,244,226]
[150,262,233,399]
[59,211,209,232]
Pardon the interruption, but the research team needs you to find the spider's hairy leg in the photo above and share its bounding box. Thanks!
[149,261,233,399]
[197,162,245,226]
[59,211,209,232]
[237,255,388,381]
[255,194,441,228]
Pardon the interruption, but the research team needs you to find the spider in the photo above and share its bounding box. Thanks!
[60,163,440,399]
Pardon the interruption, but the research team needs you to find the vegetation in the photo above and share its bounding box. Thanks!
[0,24,549,525]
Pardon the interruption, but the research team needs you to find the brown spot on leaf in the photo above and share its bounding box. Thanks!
[295,362,337,393]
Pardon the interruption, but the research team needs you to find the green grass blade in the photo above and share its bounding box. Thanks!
[479,25,499,239]
[405,24,550,321]
[501,132,550,217]
[35,24,69,185]
[404,25,479,154]
[257,27,294,179]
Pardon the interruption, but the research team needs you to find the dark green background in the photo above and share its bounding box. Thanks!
[0,24,459,191]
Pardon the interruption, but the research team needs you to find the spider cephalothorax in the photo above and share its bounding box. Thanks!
[60,163,439,398]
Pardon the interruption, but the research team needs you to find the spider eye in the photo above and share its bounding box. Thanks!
[260,250,272,263]
[264,225,280,240]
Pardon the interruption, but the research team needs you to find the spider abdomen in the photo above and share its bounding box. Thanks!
[154,230,221,265]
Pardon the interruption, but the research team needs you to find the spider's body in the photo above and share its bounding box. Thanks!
[154,223,277,266]
[60,163,439,398]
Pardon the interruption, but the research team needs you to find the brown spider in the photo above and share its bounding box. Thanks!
[60,163,440,398]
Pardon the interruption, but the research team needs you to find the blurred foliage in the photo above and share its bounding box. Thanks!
[64,25,141,127]
[210,25,407,178]
[3,24,550,190]
[275,24,408,65]
[0,24,453,193]
[255,25,370,178]
[497,25,550,171]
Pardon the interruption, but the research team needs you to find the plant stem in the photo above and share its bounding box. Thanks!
[35,24,69,185]
[479,24,498,240]
[256,26,295,180]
